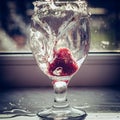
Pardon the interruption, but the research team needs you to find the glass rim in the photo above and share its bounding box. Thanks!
[33,0,88,15]
[33,0,86,5]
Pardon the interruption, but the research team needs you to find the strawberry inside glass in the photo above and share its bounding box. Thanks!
[48,48,78,76]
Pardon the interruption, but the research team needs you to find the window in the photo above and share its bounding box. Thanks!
[89,0,120,52]
[0,0,120,53]
[0,0,33,53]
[0,0,120,88]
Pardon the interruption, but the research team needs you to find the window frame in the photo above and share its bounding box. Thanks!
[0,53,120,87]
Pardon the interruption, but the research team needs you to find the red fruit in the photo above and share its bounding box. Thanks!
[48,48,78,76]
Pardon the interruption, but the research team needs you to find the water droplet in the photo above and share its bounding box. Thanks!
[0,108,35,119]
[3,107,8,110]
[9,102,15,107]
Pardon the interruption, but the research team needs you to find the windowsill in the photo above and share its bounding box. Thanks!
[0,87,120,119]
[0,53,120,87]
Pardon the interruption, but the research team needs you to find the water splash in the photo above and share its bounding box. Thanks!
[33,0,88,14]
[0,109,35,119]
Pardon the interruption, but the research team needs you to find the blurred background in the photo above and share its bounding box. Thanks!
[0,0,120,53]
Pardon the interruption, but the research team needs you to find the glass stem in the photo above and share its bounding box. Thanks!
[52,81,69,108]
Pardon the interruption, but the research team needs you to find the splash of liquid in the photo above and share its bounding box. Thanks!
[33,0,88,17]
[0,109,35,119]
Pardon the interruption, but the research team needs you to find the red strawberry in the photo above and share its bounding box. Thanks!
[48,48,78,76]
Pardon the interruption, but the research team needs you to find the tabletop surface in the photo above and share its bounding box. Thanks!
[0,87,120,120]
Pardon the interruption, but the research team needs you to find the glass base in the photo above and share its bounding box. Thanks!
[37,106,87,120]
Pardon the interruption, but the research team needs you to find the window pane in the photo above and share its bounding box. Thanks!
[89,0,120,52]
[0,0,120,53]
[0,0,33,53]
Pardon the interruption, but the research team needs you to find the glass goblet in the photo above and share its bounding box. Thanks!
[30,0,90,119]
